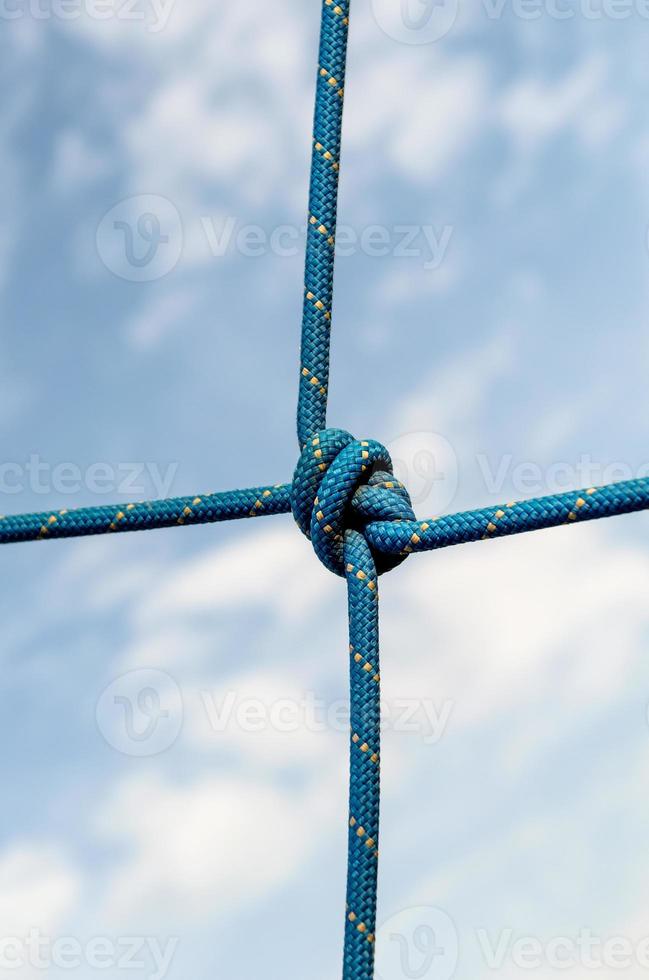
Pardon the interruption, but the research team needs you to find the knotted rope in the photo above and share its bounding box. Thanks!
[292,428,415,576]
[292,427,416,972]
[4,2,649,977]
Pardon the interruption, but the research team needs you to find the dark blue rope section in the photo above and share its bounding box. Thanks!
[344,530,381,977]
[0,485,291,544]
[2,477,648,552]
[365,477,649,556]
[297,0,349,448]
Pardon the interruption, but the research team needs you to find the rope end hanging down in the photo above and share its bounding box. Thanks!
[343,528,381,977]
[290,421,415,977]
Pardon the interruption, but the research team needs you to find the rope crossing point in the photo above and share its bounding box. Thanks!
[4,3,649,977]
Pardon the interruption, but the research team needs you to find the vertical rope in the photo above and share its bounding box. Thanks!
[297,9,380,980]
[344,529,380,980]
[297,0,350,449]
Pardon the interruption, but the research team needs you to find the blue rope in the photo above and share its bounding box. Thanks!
[4,475,647,555]
[0,485,291,544]
[3,2,648,977]
[344,530,381,972]
[365,477,649,557]
[297,0,349,449]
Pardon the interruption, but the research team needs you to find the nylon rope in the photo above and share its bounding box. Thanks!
[3,2,649,977]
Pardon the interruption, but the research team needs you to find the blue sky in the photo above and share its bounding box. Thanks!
[1,2,649,979]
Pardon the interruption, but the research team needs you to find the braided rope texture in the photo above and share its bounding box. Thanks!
[366,477,649,556]
[344,530,381,978]
[0,486,291,544]
[292,428,415,979]
[297,0,349,448]
[6,475,649,556]
[2,2,649,979]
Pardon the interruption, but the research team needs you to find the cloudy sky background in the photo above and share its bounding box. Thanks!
[1,1,649,978]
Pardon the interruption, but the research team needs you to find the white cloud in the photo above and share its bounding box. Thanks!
[0,843,81,938]
[387,328,514,442]
[109,6,313,214]
[37,536,159,620]
[492,54,628,204]
[184,667,344,770]
[383,520,649,740]
[133,522,336,630]
[402,742,649,980]
[119,625,217,670]
[60,0,213,48]
[95,768,341,928]
[499,55,624,152]
[63,1,488,217]
[346,46,489,184]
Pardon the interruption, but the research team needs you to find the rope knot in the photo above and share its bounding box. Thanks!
[291,427,415,576]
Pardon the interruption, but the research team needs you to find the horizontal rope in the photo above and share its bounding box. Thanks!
[0,485,292,544]
[3,476,648,554]
[365,477,649,556]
